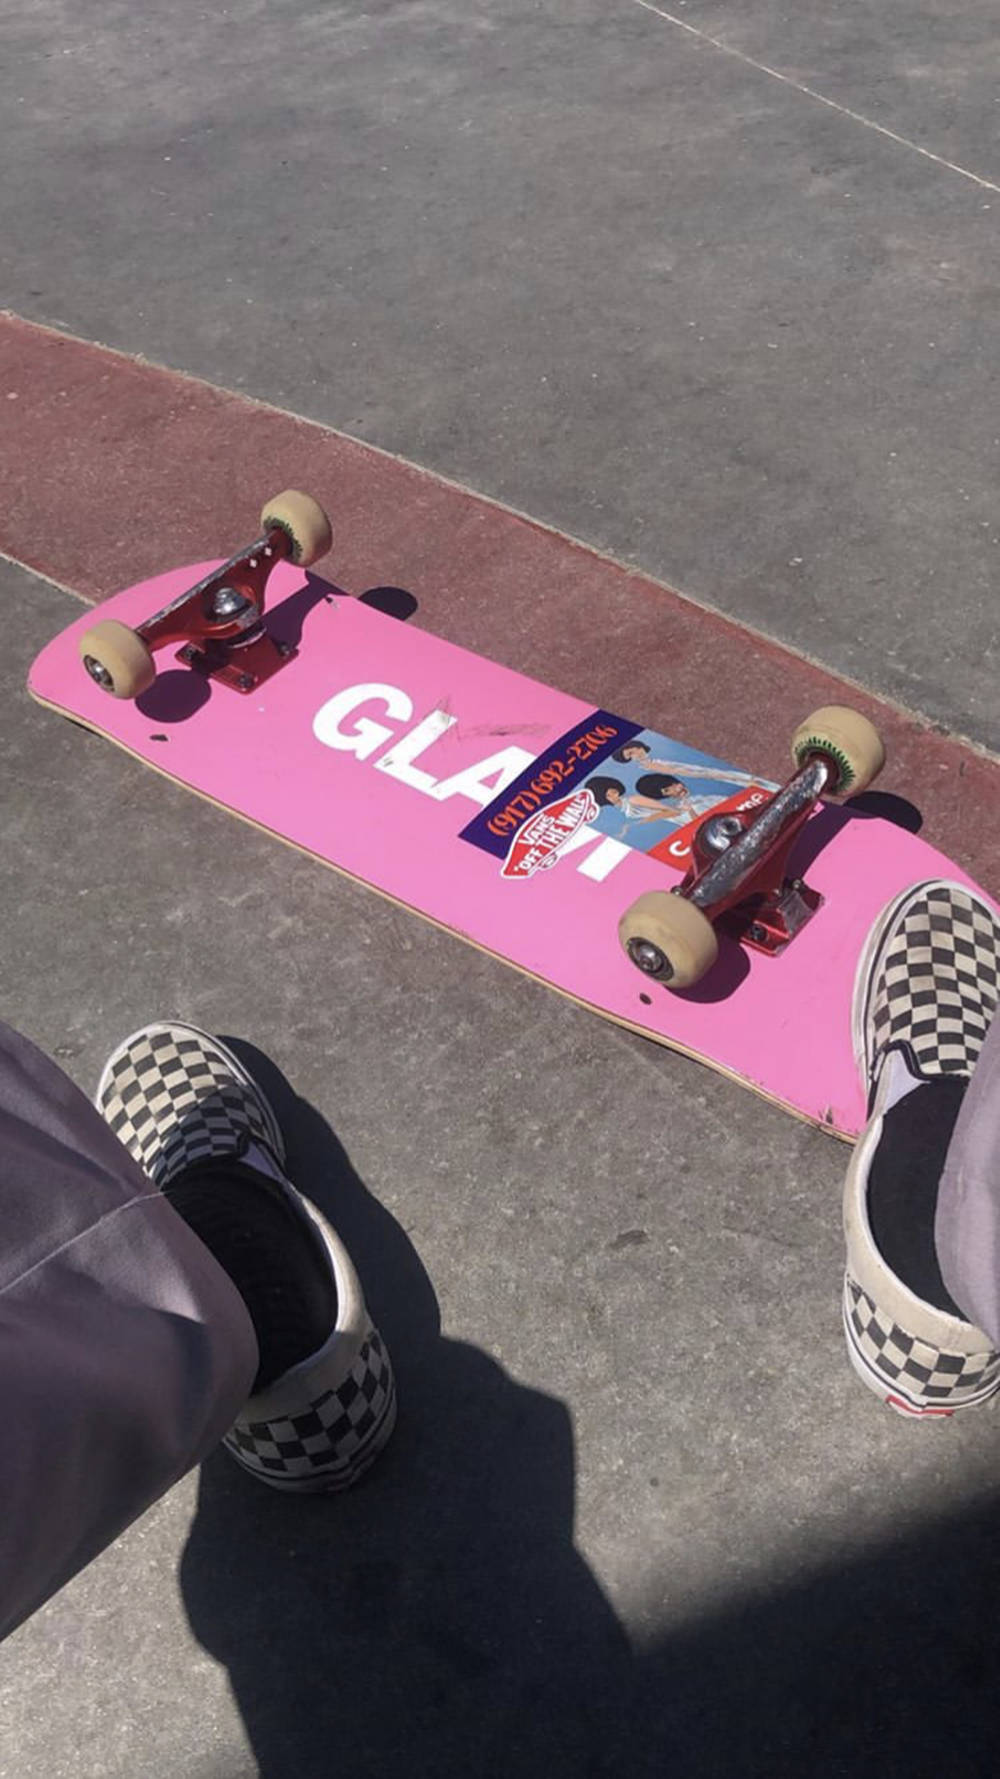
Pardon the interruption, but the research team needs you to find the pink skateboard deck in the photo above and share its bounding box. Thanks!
[28,558,996,1138]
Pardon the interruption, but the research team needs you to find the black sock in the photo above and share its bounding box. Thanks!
[866,1077,968,1317]
[164,1158,337,1392]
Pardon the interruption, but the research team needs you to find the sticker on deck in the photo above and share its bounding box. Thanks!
[461,714,776,879]
[499,787,601,880]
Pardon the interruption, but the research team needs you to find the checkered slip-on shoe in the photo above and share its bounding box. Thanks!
[843,882,1000,1416]
[224,1283,396,1493]
[843,1123,1000,1417]
[96,1023,396,1489]
[96,1021,286,1188]
[852,879,1000,1103]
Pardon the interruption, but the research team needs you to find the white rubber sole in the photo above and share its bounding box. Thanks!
[842,1294,1000,1418]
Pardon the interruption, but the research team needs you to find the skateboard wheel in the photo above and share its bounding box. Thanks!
[78,620,156,700]
[260,490,332,567]
[619,891,718,990]
[791,705,885,795]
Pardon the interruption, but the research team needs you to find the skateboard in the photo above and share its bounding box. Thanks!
[27,491,995,1139]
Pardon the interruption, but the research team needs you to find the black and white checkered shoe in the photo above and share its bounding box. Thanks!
[224,1317,396,1492]
[843,882,1000,1417]
[852,879,1000,1106]
[96,1021,286,1188]
[97,1023,396,1489]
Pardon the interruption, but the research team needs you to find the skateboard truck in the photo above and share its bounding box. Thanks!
[619,706,886,991]
[76,490,332,700]
[684,760,829,954]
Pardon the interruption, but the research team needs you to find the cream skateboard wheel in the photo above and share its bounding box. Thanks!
[619,890,719,989]
[78,619,156,700]
[791,706,885,795]
[260,490,332,567]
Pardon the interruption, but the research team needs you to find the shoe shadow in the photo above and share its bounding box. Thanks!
[628,1490,1000,1778]
[179,1042,631,1779]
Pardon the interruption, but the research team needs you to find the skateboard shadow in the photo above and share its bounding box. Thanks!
[263,570,346,651]
[358,584,419,621]
[135,668,212,725]
[672,935,751,1004]
[788,795,924,880]
[264,573,419,644]
[179,1041,630,1779]
[844,789,923,834]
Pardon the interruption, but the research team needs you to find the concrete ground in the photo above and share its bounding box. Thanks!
[3,0,1000,749]
[1,2,999,1775]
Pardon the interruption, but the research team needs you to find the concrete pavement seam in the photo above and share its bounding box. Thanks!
[631,0,1000,195]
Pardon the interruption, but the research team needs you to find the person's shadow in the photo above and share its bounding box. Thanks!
[179,1045,632,1778]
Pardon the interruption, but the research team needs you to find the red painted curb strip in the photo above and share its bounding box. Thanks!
[3,311,997,887]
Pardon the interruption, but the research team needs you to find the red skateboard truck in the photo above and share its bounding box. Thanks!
[76,490,332,699]
[618,706,886,989]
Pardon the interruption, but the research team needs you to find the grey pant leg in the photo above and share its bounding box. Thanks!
[0,1022,258,1643]
[936,1012,1000,1346]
